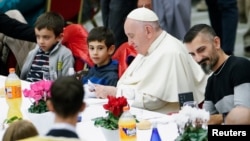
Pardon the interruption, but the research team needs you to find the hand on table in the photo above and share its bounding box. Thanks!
[94,85,117,98]
[207,114,223,125]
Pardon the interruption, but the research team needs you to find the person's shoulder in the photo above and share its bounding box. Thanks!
[111,59,119,66]
[29,45,40,54]
[18,136,85,141]
[56,43,73,54]
[230,56,250,66]
[0,13,8,21]
[59,43,71,50]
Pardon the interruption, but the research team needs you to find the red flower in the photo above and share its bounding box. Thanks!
[93,96,131,130]
[103,96,128,117]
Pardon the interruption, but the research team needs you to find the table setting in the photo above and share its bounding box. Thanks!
[0,75,196,141]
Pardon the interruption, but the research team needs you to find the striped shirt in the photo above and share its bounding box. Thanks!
[26,48,50,82]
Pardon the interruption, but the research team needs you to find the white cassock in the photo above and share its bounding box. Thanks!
[117,31,208,114]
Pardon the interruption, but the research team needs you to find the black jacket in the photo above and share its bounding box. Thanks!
[0,13,36,42]
[46,129,79,138]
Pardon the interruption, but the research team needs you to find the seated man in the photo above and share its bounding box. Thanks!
[93,7,208,114]
[20,12,74,82]
[183,24,250,125]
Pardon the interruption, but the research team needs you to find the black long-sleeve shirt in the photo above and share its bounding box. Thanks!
[0,13,36,42]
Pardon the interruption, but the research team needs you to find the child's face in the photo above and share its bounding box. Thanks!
[35,28,62,52]
[88,40,115,67]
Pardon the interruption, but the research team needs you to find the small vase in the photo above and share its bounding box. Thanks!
[26,111,55,135]
[100,127,119,141]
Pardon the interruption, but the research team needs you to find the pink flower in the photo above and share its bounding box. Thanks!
[23,80,53,105]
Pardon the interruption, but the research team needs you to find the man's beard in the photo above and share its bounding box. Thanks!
[199,55,218,75]
[200,62,212,74]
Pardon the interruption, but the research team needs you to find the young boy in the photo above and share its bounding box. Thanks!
[82,26,118,91]
[46,76,86,138]
[20,12,74,82]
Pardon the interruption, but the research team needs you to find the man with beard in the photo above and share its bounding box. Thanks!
[183,24,250,125]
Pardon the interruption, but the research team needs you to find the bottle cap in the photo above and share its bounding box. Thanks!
[9,68,15,73]
[123,105,130,111]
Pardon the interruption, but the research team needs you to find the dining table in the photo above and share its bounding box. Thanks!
[0,75,179,141]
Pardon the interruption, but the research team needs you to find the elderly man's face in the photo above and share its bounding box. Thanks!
[124,18,149,55]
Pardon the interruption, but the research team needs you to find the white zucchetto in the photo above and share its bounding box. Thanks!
[127,7,159,22]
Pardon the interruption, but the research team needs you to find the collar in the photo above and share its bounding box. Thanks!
[147,31,166,55]
[50,123,76,133]
[39,42,59,54]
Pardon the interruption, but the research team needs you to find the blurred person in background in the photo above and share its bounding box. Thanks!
[3,120,39,141]
[237,0,250,57]
[137,0,191,40]
[100,0,137,49]
[205,0,238,55]
[0,10,36,76]
[196,0,208,12]
[0,0,45,26]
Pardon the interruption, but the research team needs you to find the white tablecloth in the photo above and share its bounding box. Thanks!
[0,75,179,141]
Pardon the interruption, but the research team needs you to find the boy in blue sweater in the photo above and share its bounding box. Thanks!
[82,26,118,97]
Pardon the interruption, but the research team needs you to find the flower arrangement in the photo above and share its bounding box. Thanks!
[92,95,128,130]
[23,80,53,113]
[173,105,210,141]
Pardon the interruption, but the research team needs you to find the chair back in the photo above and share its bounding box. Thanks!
[62,24,94,72]
[46,0,84,24]
[112,42,137,78]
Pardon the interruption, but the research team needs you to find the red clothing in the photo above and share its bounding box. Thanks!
[112,42,137,78]
[62,24,94,72]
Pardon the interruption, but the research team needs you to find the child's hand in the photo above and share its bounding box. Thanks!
[88,80,96,92]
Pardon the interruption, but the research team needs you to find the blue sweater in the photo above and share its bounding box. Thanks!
[82,60,119,86]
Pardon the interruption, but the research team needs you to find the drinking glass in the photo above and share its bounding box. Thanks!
[43,71,50,80]
[50,71,57,81]
[183,101,198,108]
[43,71,57,81]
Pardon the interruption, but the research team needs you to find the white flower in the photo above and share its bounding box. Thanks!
[174,105,210,131]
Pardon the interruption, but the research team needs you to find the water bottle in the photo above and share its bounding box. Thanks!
[68,67,75,76]
[5,68,23,119]
[118,106,136,141]
[150,123,162,141]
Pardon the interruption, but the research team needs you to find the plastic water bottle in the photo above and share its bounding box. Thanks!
[68,67,75,76]
[118,106,137,141]
[5,68,23,119]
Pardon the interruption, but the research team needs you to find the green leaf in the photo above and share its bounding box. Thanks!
[28,100,49,114]
[3,116,22,124]
[175,125,208,141]
[92,113,119,130]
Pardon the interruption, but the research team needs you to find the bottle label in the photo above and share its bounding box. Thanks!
[119,125,136,139]
[5,86,21,99]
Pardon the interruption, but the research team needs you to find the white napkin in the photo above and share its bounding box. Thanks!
[84,80,96,98]
[88,80,95,92]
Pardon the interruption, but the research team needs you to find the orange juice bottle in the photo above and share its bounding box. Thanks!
[5,68,22,119]
[118,106,136,141]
